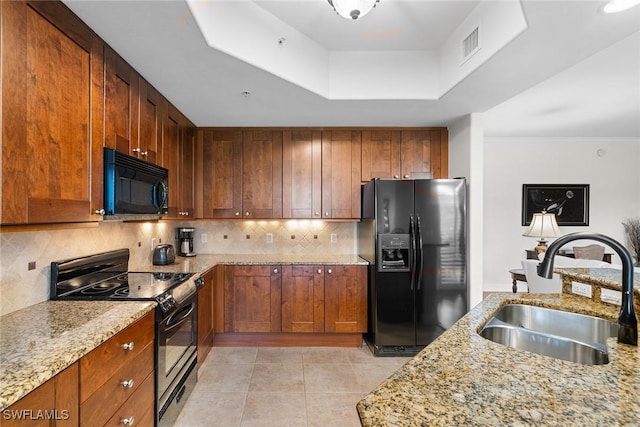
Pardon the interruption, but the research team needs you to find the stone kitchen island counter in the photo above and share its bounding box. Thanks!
[0,300,155,410]
[357,292,640,426]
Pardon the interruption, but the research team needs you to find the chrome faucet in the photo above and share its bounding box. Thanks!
[538,232,638,346]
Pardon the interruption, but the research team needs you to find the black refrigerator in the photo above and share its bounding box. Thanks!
[358,178,468,356]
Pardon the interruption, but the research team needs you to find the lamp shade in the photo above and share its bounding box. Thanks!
[328,0,379,20]
[523,211,561,239]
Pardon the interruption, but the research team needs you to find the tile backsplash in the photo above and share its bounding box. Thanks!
[0,220,357,315]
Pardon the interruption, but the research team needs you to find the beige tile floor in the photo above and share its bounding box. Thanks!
[173,344,412,427]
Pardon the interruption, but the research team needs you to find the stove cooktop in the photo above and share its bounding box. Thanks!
[57,272,194,300]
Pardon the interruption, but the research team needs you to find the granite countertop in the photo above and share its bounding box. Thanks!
[0,300,155,410]
[357,292,640,426]
[130,253,368,274]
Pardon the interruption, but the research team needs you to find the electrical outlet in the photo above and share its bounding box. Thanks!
[572,282,592,298]
[201,233,208,243]
[601,288,622,306]
[266,233,273,243]
[151,238,157,250]
[331,233,337,243]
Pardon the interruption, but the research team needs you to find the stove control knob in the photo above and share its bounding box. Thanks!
[194,277,204,289]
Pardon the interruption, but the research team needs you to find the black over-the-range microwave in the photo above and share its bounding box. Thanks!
[103,148,169,215]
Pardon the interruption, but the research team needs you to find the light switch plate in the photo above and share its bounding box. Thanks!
[572,282,592,298]
[266,233,273,243]
[601,288,622,306]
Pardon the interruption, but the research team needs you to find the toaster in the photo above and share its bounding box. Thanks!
[153,244,176,265]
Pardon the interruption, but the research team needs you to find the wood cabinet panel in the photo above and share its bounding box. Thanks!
[138,79,162,165]
[224,265,282,333]
[162,104,180,218]
[1,1,104,224]
[282,130,322,219]
[281,265,325,333]
[103,371,154,427]
[3,362,79,427]
[104,47,139,157]
[79,311,154,402]
[179,124,196,218]
[242,130,283,218]
[361,130,401,181]
[80,344,153,427]
[201,129,243,218]
[321,130,362,219]
[198,268,215,366]
[324,266,367,333]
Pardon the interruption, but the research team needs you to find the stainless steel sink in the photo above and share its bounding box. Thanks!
[478,304,619,365]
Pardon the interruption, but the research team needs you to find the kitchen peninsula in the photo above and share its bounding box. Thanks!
[357,277,640,425]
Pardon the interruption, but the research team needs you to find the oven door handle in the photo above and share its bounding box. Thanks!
[165,302,195,331]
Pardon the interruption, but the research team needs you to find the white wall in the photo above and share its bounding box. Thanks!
[483,137,640,292]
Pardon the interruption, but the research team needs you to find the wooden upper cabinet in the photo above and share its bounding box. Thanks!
[179,124,196,219]
[1,1,104,224]
[242,130,283,218]
[162,103,180,218]
[362,129,449,181]
[282,130,322,219]
[200,129,243,218]
[224,265,282,333]
[138,78,162,165]
[324,265,367,333]
[281,265,325,333]
[321,130,362,219]
[104,47,139,158]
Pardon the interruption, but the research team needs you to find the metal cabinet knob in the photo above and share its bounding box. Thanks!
[324,212,330,217]
[273,268,279,274]
[327,269,333,274]
[121,379,134,388]
[95,209,105,216]
[245,212,250,216]
[317,269,322,274]
[393,175,399,179]
[403,175,409,179]
[141,151,148,157]
[314,212,320,216]
[235,212,240,216]
[122,342,134,351]
[121,417,135,425]
[132,148,141,154]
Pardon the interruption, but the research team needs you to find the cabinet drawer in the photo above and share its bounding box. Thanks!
[80,343,154,426]
[104,371,155,427]
[80,311,154,401]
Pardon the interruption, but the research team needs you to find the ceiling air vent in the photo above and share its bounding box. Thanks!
[462,26,480,64]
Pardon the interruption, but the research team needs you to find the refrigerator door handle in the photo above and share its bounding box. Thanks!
[416,215,424,290]
[409,215,417,291]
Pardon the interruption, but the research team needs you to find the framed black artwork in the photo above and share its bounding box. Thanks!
[522,184,589,226]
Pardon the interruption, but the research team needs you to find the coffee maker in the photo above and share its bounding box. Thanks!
[176,227,196,257]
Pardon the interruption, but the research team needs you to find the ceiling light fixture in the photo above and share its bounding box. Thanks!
[328,0,379,20]
[602,0,640,13]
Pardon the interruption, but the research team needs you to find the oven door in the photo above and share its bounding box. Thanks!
[157,298,197,407]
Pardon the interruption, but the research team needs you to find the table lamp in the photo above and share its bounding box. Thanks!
[523,210,561,255]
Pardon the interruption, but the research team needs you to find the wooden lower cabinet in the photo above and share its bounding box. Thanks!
[221,265,366,338]
[2,363,79,427]
[198,268,216,366]
[79,311,155,427]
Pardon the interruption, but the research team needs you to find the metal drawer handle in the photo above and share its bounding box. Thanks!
[121,416,135,425]
[122,342,135,351]
[121,379,134,388]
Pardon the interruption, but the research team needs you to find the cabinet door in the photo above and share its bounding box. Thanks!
[282,130,322,219]
[200,129,243,218]
[400,129,449,180]
[3,362,79,427]
[321,130,361,219]
[138,78,162,165]
[179,124,196,218]
[324,266,367,333]
[224,265,282,333]
[1,1,104,224]
[281,265,325,333]
[104,47,139,158]
[361,130,401,181]
[198,269,214,366]
[242,130,283,218]
[162,103,180,218]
